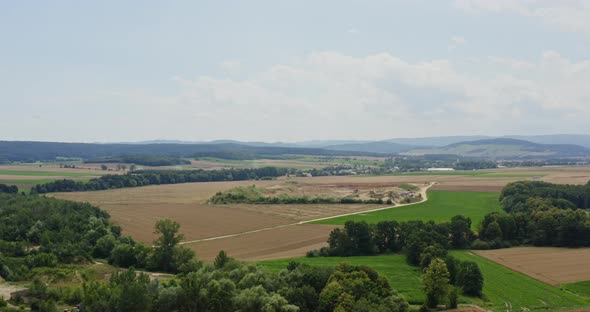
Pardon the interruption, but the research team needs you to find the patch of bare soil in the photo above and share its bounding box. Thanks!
[184,224,337,262]
[474,247,590,285]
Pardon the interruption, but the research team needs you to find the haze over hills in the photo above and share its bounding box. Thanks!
[3,135,590,163]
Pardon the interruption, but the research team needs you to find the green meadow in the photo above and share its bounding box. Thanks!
[311,190,502,229]
[450,251,589,310]
[0,169,100,177]
[259,252,590,311]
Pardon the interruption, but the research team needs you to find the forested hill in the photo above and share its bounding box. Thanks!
[0,141,379,163]
[404,138,590,159]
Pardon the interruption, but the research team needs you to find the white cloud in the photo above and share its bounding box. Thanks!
[8,51,589,142]
[454,0,590,36]
[448,36,467,51]
[92,51,590,141]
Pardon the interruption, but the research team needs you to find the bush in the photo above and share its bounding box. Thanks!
[470,239,490,250]
[306,249,321,258]
[456,261,484,297]
[24,253,58,269]
[449,287,458,309]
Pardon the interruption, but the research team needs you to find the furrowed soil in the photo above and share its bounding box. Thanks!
[52,167,590,261]
[474,247,590,285]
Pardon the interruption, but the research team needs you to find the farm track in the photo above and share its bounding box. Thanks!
[180,182,434,244]
[179,183,435,261]
[52,167,590,261]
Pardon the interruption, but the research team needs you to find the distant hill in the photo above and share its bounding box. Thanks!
[505,134,590,149]
[323,141,419,154]
[404,138,590,159]
[384,136,491,147]
[0,141,379,163]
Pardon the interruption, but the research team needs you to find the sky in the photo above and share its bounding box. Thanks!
[1,0,590,143]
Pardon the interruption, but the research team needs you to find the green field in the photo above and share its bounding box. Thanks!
[311,190,502,228]
[259,255,425,304]
[0,179,65,185]
[0,169,100,177]
[563,281,590,300]
[259,252,590,310]
[450,251,589,311]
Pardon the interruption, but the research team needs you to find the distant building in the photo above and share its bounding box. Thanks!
[426,168,455,171]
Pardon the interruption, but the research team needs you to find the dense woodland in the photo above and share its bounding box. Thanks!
[32,167,290,193]
[475,181,590,247]
[85,155,191,166]
[0,141,377,164]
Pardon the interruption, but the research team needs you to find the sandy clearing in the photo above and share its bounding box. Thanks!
[474,247,590,285]
[0,282,25,301]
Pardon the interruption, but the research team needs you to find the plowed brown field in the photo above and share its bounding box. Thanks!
[474,247,590,285]
[52,167,590,261]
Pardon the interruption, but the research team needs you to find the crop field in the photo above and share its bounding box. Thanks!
[563,281,590,300]
[473,247,590,285]
[51,167,590,262]
[450,251,590,311]
[0,165,106,190]
[311,190,502,228]
[260,252,589,310]
[52,179,384,260]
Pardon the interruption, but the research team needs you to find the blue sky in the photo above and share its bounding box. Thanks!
[1,0,590,142]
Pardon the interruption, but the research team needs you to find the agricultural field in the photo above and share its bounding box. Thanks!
[0,164,107,190]
[259,251,590,311]
[52,167,590,262]
[190,156,382,170]
[450,251,590,311]
[311,190,502,228]
[563,281,590,300]
[473,247,590,285]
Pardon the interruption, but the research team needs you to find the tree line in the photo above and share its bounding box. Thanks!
[0,192,409,312]
[0,183,19,194]
[86,155,191,166]
[31,167,291,193]
[311,218,483,309]
[0,141,379,164]
[209,186,390,205]
[475,181,590,248]
[24,259,408,312]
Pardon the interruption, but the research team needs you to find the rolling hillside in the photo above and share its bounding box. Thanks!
[404,138,590,159]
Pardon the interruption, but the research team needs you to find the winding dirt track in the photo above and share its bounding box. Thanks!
[179,183,434,261]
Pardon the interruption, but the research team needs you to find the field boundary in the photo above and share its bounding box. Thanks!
[299,182,435,224]
[179,182,435,245]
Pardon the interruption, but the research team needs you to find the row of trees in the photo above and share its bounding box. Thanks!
[38,260,408,312]
[470,181,590,248]
[86,155,191,166]
[313,217,474,260]
[32,167,290,193]
[312,219,483,308]
[500,181,590,211]
[0,183,18,194]
[209,186,389,205]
